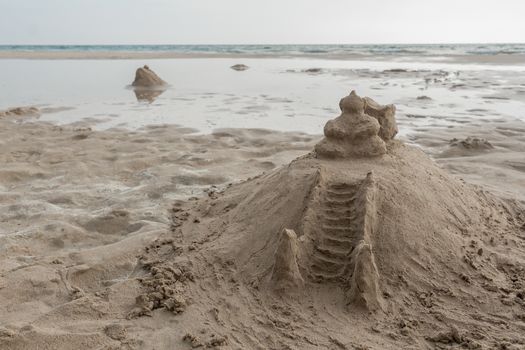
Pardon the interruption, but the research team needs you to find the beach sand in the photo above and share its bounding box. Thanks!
[0,56,525,349]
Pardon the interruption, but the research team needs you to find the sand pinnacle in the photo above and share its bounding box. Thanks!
[270,228,304,294]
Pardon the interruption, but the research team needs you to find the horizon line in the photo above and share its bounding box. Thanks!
[1,42,525,47]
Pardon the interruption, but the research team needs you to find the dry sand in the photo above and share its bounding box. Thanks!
[1,92,525,349]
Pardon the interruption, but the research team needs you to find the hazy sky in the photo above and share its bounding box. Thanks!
[1,0,524,45]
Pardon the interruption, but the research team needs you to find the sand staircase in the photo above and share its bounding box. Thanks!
[310,182,359,282]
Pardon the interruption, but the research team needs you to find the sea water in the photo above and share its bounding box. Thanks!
[0,53,524,136]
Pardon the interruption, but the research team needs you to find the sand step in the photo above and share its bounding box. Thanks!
[320,236,355,250]
[321,225,354,238]
[328,183,358,190]
[310,267,344,282]
[322,216,354,226]
[325,190,357,199]
[323,207,354,216]
[312,250,347,264]
[315,244,349,259]
[310,260,345,275]
[325,198,356,206]
[322,211,356,220]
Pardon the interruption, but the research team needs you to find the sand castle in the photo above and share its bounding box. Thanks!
[132,91,524,328]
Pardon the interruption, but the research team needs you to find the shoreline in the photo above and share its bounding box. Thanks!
[1,50,525,65]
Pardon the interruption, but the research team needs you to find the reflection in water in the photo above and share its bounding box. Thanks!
[133,88,166,103]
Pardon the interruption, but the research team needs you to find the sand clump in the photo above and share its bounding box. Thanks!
[450,136,494,151]
[437,136,496,158]
[127,238,193,319]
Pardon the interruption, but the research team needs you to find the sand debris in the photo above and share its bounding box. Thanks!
[450,136,494,151]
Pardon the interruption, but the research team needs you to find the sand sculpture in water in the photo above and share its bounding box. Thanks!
[131,65,167,102]
[132,65,166,88]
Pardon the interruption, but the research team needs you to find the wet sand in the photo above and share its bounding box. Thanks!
[1,55,525,349]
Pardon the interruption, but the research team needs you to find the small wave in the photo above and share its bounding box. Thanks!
[1,44,524,56]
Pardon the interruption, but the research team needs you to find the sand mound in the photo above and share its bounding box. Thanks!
[116,92,525,348]
[131,65,166,88]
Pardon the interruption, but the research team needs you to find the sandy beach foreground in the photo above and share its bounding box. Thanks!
[1,86,525,349]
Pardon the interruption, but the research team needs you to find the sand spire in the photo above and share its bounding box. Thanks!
[270,228,304,293]
[363,96,398,141]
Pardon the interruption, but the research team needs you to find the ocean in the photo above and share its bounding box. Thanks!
[1,43,525,56]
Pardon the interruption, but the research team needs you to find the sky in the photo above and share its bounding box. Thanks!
[0,0,524,45]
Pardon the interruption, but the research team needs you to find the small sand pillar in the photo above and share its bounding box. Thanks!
[270,228,304,293]
[346,242,383,311]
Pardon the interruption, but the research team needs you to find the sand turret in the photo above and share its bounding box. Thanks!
[363,96,398,141]
[315,91,398,158]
